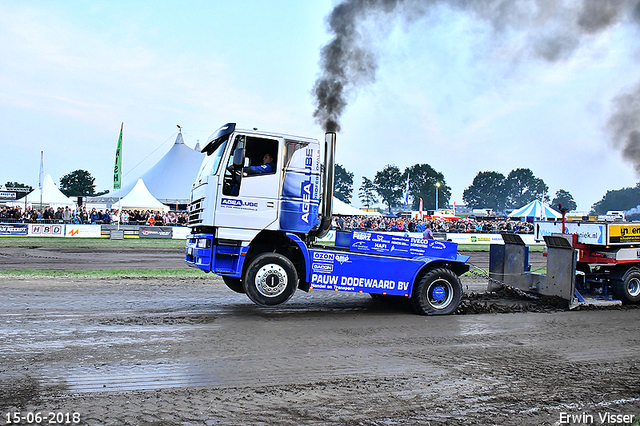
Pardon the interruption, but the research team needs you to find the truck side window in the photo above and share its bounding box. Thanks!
[222,135,245,196]
[243,136,278,176]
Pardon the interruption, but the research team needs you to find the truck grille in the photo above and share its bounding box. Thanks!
[188,197,204,226]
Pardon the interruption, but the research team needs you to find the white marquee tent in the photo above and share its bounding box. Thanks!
[508,200,562,219]
[332,197,381,216]
[94,132,204,205]
[23,174,74,206]
[111,179,169,212]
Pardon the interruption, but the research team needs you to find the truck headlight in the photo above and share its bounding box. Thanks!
[196,238,211,249]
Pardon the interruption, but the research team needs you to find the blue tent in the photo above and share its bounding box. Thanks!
[508,200,561,220]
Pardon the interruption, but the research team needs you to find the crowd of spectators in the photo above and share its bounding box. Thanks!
[1,204,536,234]
[0,205,188,226]
[331,215,535,234]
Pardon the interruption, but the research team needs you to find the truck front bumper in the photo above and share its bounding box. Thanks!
[185,233,214,272]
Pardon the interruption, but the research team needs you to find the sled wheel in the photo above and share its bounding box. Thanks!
[243,253,298,306]
[222,276,245,294]
[411,268,462,315]
[612,269,640,304]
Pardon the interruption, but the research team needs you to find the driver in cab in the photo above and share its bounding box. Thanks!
[244,153,275,175]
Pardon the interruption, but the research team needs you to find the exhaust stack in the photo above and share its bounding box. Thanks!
[316,132,336,238]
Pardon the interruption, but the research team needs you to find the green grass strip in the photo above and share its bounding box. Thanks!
[1,237,545,251]
[0,236,186,249]
[456,243,543,252]
[0,269,204,278]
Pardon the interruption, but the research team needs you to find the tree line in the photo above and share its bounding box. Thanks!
[335,163,638,216]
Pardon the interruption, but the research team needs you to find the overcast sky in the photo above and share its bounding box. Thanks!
[1,0,639,212]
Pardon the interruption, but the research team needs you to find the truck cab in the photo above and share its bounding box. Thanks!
[188,123,322,239]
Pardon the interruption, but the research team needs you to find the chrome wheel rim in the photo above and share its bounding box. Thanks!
[628,277,640,298]
[427,278,454,309]
[255,264,288,298]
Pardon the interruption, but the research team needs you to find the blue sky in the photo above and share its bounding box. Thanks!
[1,0,639,212]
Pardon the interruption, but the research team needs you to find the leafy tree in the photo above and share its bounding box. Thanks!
[404,164,449,210]
[334,163,353,204]
[5,181,33,190]
[4,182,33,200]
[358,176,378,209]
[374,164,403,213]
[591,183,640,215]
[59,170,96,196]
[503,168,548,209]
[551,189,577,212]
[462,171,507,211]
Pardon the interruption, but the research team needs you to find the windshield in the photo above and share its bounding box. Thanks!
[196,136,229,181]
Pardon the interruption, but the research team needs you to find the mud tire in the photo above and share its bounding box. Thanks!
[243,253,298,307]
[612,268,640,304]
[410,268,462,315]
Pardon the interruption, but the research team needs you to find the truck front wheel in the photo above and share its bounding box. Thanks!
[411,268,462,315]
[243,253,298,307]
[612,268,640,304]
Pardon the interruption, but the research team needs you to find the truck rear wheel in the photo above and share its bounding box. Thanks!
[243,253,298,307]
[222,276,245,293]
[612,268,640,304]
[411,268,462,315]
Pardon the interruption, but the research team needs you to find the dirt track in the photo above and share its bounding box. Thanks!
[0,245,547,273]
[1,246,639,425]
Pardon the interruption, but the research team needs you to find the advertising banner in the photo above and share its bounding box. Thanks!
[348,231,459,260]
[445,233,506,245]
[29,223,64,237]
[0,223,28,236]
[308,249,421,296]
[171,226,191,239]
[139,226,173,239]
[535,222,606,245]
[0,191,17,200]
[64,225,101,238]
[609,224,640,244]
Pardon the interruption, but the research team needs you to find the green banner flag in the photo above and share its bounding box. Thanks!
[113,123,123,190]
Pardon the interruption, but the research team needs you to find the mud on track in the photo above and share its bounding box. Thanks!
[0,247,639,425]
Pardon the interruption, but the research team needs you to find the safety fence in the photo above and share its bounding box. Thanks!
[1,224,539,244]
[316,230,541,245]
[0,223,191,239]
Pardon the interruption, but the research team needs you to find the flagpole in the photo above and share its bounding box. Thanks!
[114,123,123,230]
[39,151,43,211]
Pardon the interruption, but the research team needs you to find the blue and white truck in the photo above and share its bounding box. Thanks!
[185,123,470,315]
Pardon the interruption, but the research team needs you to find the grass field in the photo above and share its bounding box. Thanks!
[0,237,194,277]
[0,236,543,277]
[0,236,186,249]
[0,269,204,277]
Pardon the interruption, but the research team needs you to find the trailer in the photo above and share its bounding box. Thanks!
[488,221,640,307]
[185,123,469,315]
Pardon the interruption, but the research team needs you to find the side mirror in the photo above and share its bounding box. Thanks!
[233,148,244,167]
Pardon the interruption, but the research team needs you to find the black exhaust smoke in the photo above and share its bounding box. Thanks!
[312,0,640,169]
[608,81,640,174]
[312,0,399,133]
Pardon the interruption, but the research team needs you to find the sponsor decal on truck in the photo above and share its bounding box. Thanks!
[220,198,259,211]
[609,224,640,243]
